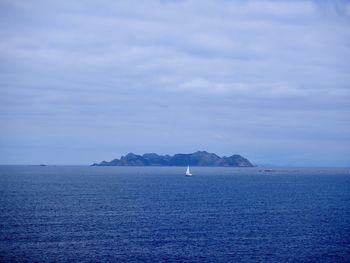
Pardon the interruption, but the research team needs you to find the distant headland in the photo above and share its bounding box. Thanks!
[92,151,254,167]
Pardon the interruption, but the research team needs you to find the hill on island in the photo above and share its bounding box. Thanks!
[92,151,254,167]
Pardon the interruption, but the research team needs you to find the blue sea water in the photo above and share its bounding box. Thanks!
[0,166,349,262]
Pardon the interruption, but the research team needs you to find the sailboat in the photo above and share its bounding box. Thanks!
[185,165,192,176]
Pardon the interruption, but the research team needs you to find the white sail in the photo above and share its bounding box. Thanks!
[185,165,192,176]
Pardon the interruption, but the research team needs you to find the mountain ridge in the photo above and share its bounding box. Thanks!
[92,151,254,167]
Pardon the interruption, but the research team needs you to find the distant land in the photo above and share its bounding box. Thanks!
[92,151,254,167]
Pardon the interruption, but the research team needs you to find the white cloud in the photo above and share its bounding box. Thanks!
[0,0,349,165]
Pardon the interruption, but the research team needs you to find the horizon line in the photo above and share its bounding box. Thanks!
[0,164,349,168]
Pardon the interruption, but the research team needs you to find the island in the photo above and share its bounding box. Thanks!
[92,151,254,167]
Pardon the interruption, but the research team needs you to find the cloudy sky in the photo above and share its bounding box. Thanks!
[0,0,349,166]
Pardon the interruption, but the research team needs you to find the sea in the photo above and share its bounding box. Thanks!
[0,166,349,262]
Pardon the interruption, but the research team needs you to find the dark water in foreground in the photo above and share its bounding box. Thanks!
[0,166,349,262]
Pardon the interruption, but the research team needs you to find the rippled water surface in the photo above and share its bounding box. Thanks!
[0,166,349,262]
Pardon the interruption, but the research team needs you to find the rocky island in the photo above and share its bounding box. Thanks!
[92,151,253,167]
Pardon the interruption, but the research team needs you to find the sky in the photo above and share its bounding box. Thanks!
[0,0,349,166]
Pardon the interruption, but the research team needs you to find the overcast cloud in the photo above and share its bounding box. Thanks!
[0,0,349,165]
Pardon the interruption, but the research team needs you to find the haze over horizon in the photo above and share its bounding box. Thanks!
[0,0,349,166]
